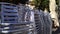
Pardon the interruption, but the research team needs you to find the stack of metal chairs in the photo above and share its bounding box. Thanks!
[0,2,19,34]
[0,2,33,34]
[34,10,52,34]
[0,2,52,34]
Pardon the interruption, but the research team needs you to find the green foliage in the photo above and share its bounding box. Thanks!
[56,0,58,5]
[33,0,41,8]
[40,0,49,10]
[42,0,49,7]
[33,0,49,10]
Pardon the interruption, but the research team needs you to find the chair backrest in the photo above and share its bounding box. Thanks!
[0,2,18,23]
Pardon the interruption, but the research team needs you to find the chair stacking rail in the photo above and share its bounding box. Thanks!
[0,3,1,33]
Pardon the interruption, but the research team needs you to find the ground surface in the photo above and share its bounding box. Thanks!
[52,26,60,34]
